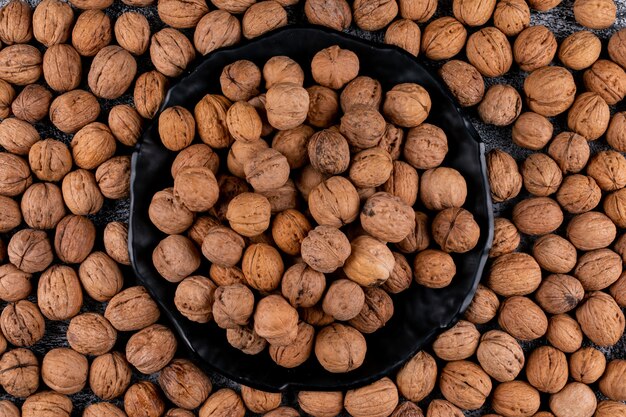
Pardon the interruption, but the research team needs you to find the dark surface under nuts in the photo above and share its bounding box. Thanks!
[0,1,624,417]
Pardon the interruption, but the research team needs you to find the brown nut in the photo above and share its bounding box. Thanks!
[308,129,350,175]
[12,84,52,123]
[493,0,530,36]
[512,112,553,150]
[71,10,111,57]
[344,234,395,287]
[431,207,480,253]
[84,403,127,417]
[609,28,626,68]
[8,229,53,273]
[322,279,365,321]
[383,83,431,128]
[396,351,437,402]
[158,106,196,151]
[88,46,136,99]
[466,27,512,77]
[158,359,211,410]
[487,149,522,203]
[345,377,399,417]
[439,60,485,107]
[489,218,519,258]
[524,66,577,117]
[0,300,45,347]
[432,320,480,361]
[22,391,72,417]
[79,251,123,301]
[487,252,541,296]
[297,390,344,417]
[281,263,326,308]
[20,183,65,230]
[37,265,83,320]
[567,211,616,251]
[464,284,499,324]
[149,188,194,235]
[242,1,287,39]
[420,167,467,210]
[521,153,563,196]
[574,0,616,29]
[512,197,563,236]
[242,243,284,292]
[556,174,601,214]
[265,82,309,131]
[301,225,351,273]
[567,92,610,141]
[413,249,456,289]
[477,330,524,382]
[421,17,467,61]
[269,321,315,368]
[353,0,398,31]
[535,274,584,314]
[304,0,352,31]
[158,0,208,28]
[525,346,568,394]
[361,192,415,243]
[0,263,31,302]
[492,381,540,417]
[574,248,622,290]
[453,0,496,26]
[43,44,82,92]
[549,382,597,417]
[126,324,177,374]
[226,326,267,355]
[513,25,557,72]
[153,235,201,283]
[134,70,168,120]
[576,291,625,346]
[32,0,73,47]
[546,314,583,353]
[599,360,626,401]
[67,313,116,355]
[398,0,436,21]
[0,348,39,398]
[194,10,241,56]
[264,56,304,89]
[0,118,40,155]
[88,351,131,400]
[241,386,281,414]
[150,28,195,77]
[114,11,150,56]
[28,139,71,183]
[440,360,492,410]
[105,286,160,332]
[0,79,14,119]
[174,166,219,212]
[0,44,41,86]
[349,148,393,188]
[124,382,165,417]
[174,275,216,323]
[50,89,100,134]
[569,347,606,384]
[253,294,298,346]
[548,132,590,174]
[583,59,626,106]
[498,296,548,341]
[349,286,394,333]
[41,348,88,395]
[315,323,366,372]
[559,30,601,70]
[385,19,421,57]
[109,104,143,147]
[308,176,359,228]
[199,389,245,417]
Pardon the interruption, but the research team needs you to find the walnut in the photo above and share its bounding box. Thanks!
[345,378,399,417]
[70,123,116,170]
[158,359,211,410]
[84,403,127,417]
[0,118,40,155]
[321,279,364,321]
[385,19,421,57]
[439,361,492,410]
[466,27,512,77]
[269,321,315,368]
[559,31,602,70]
[242,1,287,39]
[304,0,352,31]
[403,124,448,170]
[421,17,467,60]
[79,252,123,301]
[174,276,216,323]
[263,56,304,89]
[0,401,19,417]
[382,161,419,207]
[172,144,220,178]
[8,229,53,273]
[71,10,111,57]
[20,183,66,230]
[550,383,597,417]
[576,291,625,346]
[599,360,626,401]
[41,348,88,395]
[583,61,626,107]
[211,0,255,13]
[525,346,568,394]
[95,156,130,200]
[42,44,82,92]
[22,391,72,417]
[266,83,310,130]
[114,12,150,55]
[225,102,262,143]
[398,0,436,21]
[296,165,326,200]
[50,89,101,134]
[67,313,116,355]
[396,210,430,254]
[193,10,241,56]
[149,188,194,235]
[348,286,393,333]
[104,286,160,332]
[126,324,177,374]
[314,323,366,372]
[524,66,577,117]
[487,252,541,296]
[0,80,14,119]
[271,209,311,255]
[340,106,386,149]
[124,382,165,417]
[574,0,616,29]
[0,44,41,86]
[153,235,201,283]
[566,211,616,250]
[587,150,626,191]
[611,271,626,307]
[595,401,626,417]
[200,226,245,268]
[174,166,220,212]
[569,347,606,384]
[529,0,561,10]
[241,243,283,292]
[489,218,519,258]
[271,126,314,170]
[464,284,499,324]
[157,106,196,151]
[226,326,267,354]
[360,192,414,243]
[384,83,432,128]
[134,70,168,120]
[608,112,626,152]
[0,348,39,398]
[88,46,137,99]
[412,249,455,289]
[498,296,548,340]
[548,132,590,174]
[150,28,195,77]
[109,104,143,147]
[476,330,524,382]
[512,112,553,150]
[439,60,485,107]
[574,248,622,291]
[350,148,393,188]
[420,167,467,210]
[546,314,583,353]
[311,45,359,90]
[340,76,382,113]
[32,0,73,47]
[609,28,626,68]
[493,0,530,36]
[492,381,540,417]
[158,0,208,28]
[244,148,290,192]
[426,400,464,417]
[226,192,271,237]
[306,177,357,229]
[259,179,297,214]
[432,320,479,361]
[308,129,350,175]
[0,300,45,347]
[199,389,245,417]
[567,92,610,140]
[254,294,298,346]
[12,84,52,123]
[512,197,563,236]
[343,235,394,287]
[301,225,351,273]
[297,391,344,417]
[280,263,325,308]
[37,265,83,320]
[432,207,480,253]
[241,386,281,414]
[521,153,563,196]
[228,140,268,177]
[532,234,577,274]
[513,25,557,72]
[0,197,22,233]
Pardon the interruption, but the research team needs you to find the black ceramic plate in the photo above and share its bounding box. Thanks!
[129,25,494,392]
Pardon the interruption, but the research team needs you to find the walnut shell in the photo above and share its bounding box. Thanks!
[88,46,136,99]
[607,112,626,152]
[126,324,177,374]
[432,320,480,361]
[574,0,616,29]
[486,149,522,203]
[42,44,82,92]
[489,217,520,258]
[271,125,314,170]
[88,351,131,400]
[67,313,116,355]
[50,89,100,134]
[322,279,365,321]
[199,389,245,417]
[361,192,414,243]
[440,360,492,410]
[108,104,143,147]
[27,139,70,183]
[349,148,393,188]
[226,326,267,355]
[383,83,431,128]
[512,197,563,236]
[398,0,436,21]
[569,347,606,384]
[583,59,626,106]
[556,174,600,214]
[264,56,304,89]
[421,17,467,61]
[149,188,194,235]
[71,10,111,57]
[349,286,394,334]
[94,162,131,199]
[301,225,351,273]
[105,286,160,332]
[158,359,211,410]
[546,314,583,353]
[0,400,20,417]
[308,129,350,175]
[269,321,315,368]
[576,291,625,346]
[512,112,553,150]
[498,296,548,341]
[226,192,271,237]
[124,382,165,417]
[84,403,127,417]
[0,300,45,347]
[420,167,467,211]
[522,153,563,196]
[0,348,39,398]
[153,235,200,283]
[426,400,464,417]
[281,263,326,309]
[314,323,366,373]
[150,28,195,77]
[353,0,398,30]
[413,249,456,289]
[344,235,395,286]
[0,118,40,155]
[194,10,241,56]
[254,294,299,346]
[242,1,287,39]
[493,0,530,36]
[241,243,284,292]
[548,131,590,174]
[37,265,83,320]
[345,377,399,417]
[158,106,196,151]
[12,84,52,123]
[308,176,359,228]
[432,207,480,253]
[558,30,601,70]
[22,391,72,417]
[241,386,282,414]
[466,27,512,77]
[0,79,14,119]
[114,12,150,55]
[0,263,31,302]
[599,360,626,401]
[574,248,622,290]
[41,347,88,395]
[32,0,73,47]
[395,350,437,402]
[8,228,53,273]
[464,284,499,324]
[174,275,216,323]
[134,70,168,120]
[21,183,65,230]
[158,0,208,28]
[298,390,344,417]
[550,382,597,417]
[174,166,219,212]
[266,82,309,130]
[513,25,557,72]
[244,148,290,192]
[609,28,626,68]
[385,19,421,57]
[71,122,116,170]
[492,381,540,417]
[271,209,312,256]
[340,106,386,149]
[525,346,568,394]
[479,83,521,126]
[487,252,541,296]
[567,211,616,250]
[595,401,626,417]
[477,330,524,382]
[439,60,485,107]
[453,0,496,26]
[304,0,352,31]
[79,251,123,301]
[524,66,577,117]
[0,44,41,86]
[567,92,610,140]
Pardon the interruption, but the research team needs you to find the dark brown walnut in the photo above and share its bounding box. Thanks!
[62,169,104,216]
[0,154,32,197]
[43,44,82,92]
[487,252,541,296]
[153,235,201,283]
[556,174,600,214]
[32,0,73,46]
[431,207,480,253]
[532,234,577,274]
[67,313,117,356]
[493,0,530,36]
[172,144,220,178]
[513,25,557,72]
[315,323,366,373]
[0,44,41,86]
[548,132,590,174]
[71,123,116,170]
[124,382,165,417]
[0,197,22,233]
[574,0,616,29]
[559,30,602,70]
[512,112,553,150]
[126,324,177,374]
[349,148,393,188]
[524,66,577,117]
[421,17,467,61]
[583,59,626,106]
[264,56,305,89]
[385,19,421,57]
[453,0,496,26]
[37,265,83,320]
[269,321,315,368]
[20,183,65,230]
[79,252,123,301]
[150,28,195,78]
[158,359,211,410]
[498,296,548,341]
[109,105,143,147]
[199,389,246,417]
[226,326,267,355]
[464,284,499,324]
[439,60,485,107]
[487,149,522,203]
[492,382,540,417]
[50,90,100,134]
[547,314,583,353]
[193,10,241,56]
[188,216,220,248]
[22,391,73,417]
[242,243,284,292]
[8,229,53,273]
[521,153,563,196]
[567,92,610,141]
[567,211,616,250]
[88,46,137,100]
[0,80,14,118]
[340,106,386,149]
[477,330,524,382]
[272,125,314,169]
[297,391,343,417]
[212,284,255,328]
[466,27,512,77]
[0,348,39,398]
[308,129,350,175]
[271,209,312,255]
[569,347,606,384]
[242,1,288,39]
[114,12,150,56]
[512,197,563,236]
[439,361,492,410]
[305,0,352,31]
[71,10,111,57]
[174,275,216,323]
[158,0,208,28]
[348,286,393,333]
[41,347,88,395]
[0,300,45,347]
[89,352,132,400]
[281,263,325,308]
[609,28,626,68]
[96,156,131,200]
[395,210,430,254]
[149,188,194,235]
[105,286,160,332]
[432,320,480,361]
[599,360,626,401]
[134,70,168,120]
[0,118,40,155]
[608,112,626,152]
[12,84,52,123]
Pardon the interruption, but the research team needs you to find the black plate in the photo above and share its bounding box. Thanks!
[129,25,494,392]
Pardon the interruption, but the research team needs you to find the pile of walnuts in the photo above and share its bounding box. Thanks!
[0,0,623,416]
[151,44,480,373]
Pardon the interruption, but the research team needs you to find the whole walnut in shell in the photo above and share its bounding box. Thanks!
[37,265,83,321]
[479,84,521,126]
[41,348,88,395]
[0,44,41,86]
[524,66,577,117]
[344,234,395,287]
[466,27,512,77]
[559,30,601,70]
[150,28,195,78]
[432,320,480,361]
[512,112,553,150]
[550,382,597,417]
[567,92,610,141]
[158,359,211,410]
[547,314,583,353]
[21,183,66,230]
[242,243,284,292]
[383,83,431,128]
[535,274,584,314]
[8,229,53,273]
[269,321,315,368]
[135,70,168,120]
[385,19,421,57]
[421,17,467,61]
[487,252,541,296]
[599,360,626,401]
[314,323,366,373]
[109,104,143,147]
[486,149,522,203]
[521,153,563,196]
[43,44,82,92]
[32,0,73,47]
[227,192,271,237]
[12,84,52,123]
[305,0,352,31]
[492,381,541,417]
[573,0,616,29]
[353,0,398,31]
[126,324,177,374]
[532,234,577,274]
[0,348,39,398]
[607,112,626,152]
[420,168,467,210]
[71,122,116,170]
[322,279,365,321]
[493,0,530,36]
[199,389,245,417]
[345,377,399,417]
[413,249,456,289]
[311,45,359,90]
[22,391,72,417]
[153,235,200,283]
[349,286,394,333]
[513,25,557,72]
[0,118,40,156]
[159,106,196,151]
[477,330,524,382]
[67,313,116,356]
[105,286,160,332]
[88,46,137,99]
[498,296,548,341]
[0,154,33,197]
[439,361,492,410]
[439,60,485,107]
[361,192,414,243]
[194,10,241,56]
[556,174,601,214]
[341,76,382,112]
[395,350,437,402]
[71,10,111,57]
[114,12,150,56]
[253,294,298,346]
[340,106,386,149]
[525,346,568,394]
[174,276,216,323]
[0,263,31,303]
[149,188,193,235]
[513,197,563,236]
[0,300,45,347]
[567,211,616,250]
[308,129,350,175]
[298,391,344,417]
[242,1,288,39]
[124,382,165,417]
[28,139,72,182]
[576,291,625,346]
[50,89,100,134]
[548,132,590,174]
[157,0,208,28]
[583,59,626,106]
[464,284,500,324]
[569,347,606,384]
[281,262,325,308]
[79,251,123,301]
[241,386,281,414]
[266,83,310,130]
[453,0,496,26]
[574,248,622,290]
[431,208,480,253]
[84,403,126,417]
